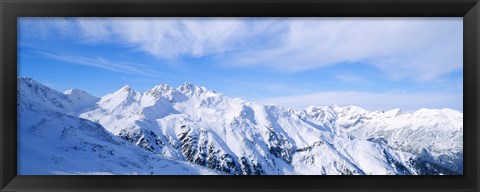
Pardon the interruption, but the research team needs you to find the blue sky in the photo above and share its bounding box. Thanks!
[18,17,463,111]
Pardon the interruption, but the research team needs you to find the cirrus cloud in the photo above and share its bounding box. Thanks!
[20,17,463,82]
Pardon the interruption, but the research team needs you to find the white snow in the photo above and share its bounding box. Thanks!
[17,77,463,175]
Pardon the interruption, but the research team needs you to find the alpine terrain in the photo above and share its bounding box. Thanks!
[18,77,463,175]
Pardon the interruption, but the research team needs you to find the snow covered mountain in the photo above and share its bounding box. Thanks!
[17,78,221,175]
[299,105,463,174]
[17,77,463,175]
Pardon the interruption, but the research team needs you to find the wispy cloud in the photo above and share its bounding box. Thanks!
[260,90,462,111]
[58,18,259,59]
[21,17,462,82]
[228,18,462,82]
[38,51,162,77]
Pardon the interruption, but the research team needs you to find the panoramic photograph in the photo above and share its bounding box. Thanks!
[18,17,463,175]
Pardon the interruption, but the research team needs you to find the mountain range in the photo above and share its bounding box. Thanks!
[18,77,463,175]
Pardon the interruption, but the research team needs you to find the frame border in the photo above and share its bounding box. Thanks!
[1,0,479,191]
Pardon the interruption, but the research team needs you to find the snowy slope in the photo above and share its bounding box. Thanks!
[18,78,220,175]
[18,78,99,115]
[301,105,463,174]
[18,77,463,175]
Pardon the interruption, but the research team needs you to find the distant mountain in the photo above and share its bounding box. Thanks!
[17,77,463,175]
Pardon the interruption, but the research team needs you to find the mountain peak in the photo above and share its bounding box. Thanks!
[152,83,173,91]
[144,83,175,100]
[176,82,211,96]
[179,82,194,90]
[97,85,141,112]
[120,85,131,91]
[18,77,44,87]
[17,77,51,92]
[19,77,34,82]
[107,85,140,100]
[335,105,368,114]
[383,108,402,117]
[64,88,99,101]
[110,85,139,96]
[306,105,335,112]
[64,88,87,95]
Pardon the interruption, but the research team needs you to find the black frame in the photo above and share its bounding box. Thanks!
[1,0,479,191]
